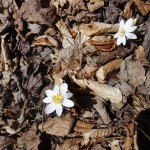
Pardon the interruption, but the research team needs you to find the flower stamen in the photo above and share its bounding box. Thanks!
[52,94,63,104]
[118,27,125,37]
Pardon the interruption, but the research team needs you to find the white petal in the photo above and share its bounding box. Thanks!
[60,83,68,94]
[44,102,56,114]
[125,18,134,28]
[64,93,73,98]
[125,26,137,32]
[56,104,63,116]
[62,99,74,108]
[119,19,125,28]
[117,36,126,45]
[53,85,59,93]
[125,33,137,39]
[43,97,52,103]
[46,90,56,97]
[114,33,119,38]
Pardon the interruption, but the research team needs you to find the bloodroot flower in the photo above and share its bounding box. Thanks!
[114,18,137,45]
[43,83,74,116]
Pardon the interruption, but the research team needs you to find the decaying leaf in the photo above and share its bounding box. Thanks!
[133,0,150,16]
[87,0,104,12]
[74,120,95,133]
[79,22,119,36]
[27,23,41,34]
[15,0,58,31]
[94,96,111,124]
[82,128,116,145]
[132,94,148,114]
[118,55,146,89]
[38,113,75,137]
[51,0,67,8]
[134,45,145,60]
[96,59,122,81]
[88,37,116,52]
[17,125,40,150]
[109,140,121,150]
[56,19,72,38]
[120,1,133,19]
[31,35,60,48]
[60,138,82,150]
[0,136,16,150]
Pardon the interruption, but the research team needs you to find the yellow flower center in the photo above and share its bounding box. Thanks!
[118,27,125,37]
[52,94,63,104]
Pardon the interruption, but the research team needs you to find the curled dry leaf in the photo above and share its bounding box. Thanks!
[27,23,41,34]
[71,76,123,103]
[118,55,146,89]
[120,1,133,19]
[74,120,95,133]
[82,128,116,145]
[60,138,82,150]
[94,96,111,124]
[38,113,75,137]
[87,0,104,12]
[133,0,150,16]
[96,59,122,82]
[109,140,121,150]
[31,35,60,48]
[88,38,116,52]
[79,22,119,36]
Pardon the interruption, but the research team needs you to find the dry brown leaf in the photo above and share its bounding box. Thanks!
[71,76,123,103]
[78,61,99,79]
[96,59,122,82]
[0,71,11,86]
[15,0,58,31]
[17,125,40,150]
[82,128,116,145]
[60,138,82,150]
[118,55,146,89]
[132,95,148,114]
[56,19,72,38]
[74,120,95,133]
[27,23,41,34]
[31,35,60,48]
[93,96,111,124]
[120,1,133,19]
[51,0,67,8]
[87,0,104,12]
[38,113,75,137]
[0,136,16,150]
[109,140,121,150]
[133,0,150,16]
[134,45,145,60]
[79,22,119,36]
[88,38,116,52]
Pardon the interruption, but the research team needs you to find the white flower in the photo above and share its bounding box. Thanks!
[43,83,74,116]
[114,18,137,45]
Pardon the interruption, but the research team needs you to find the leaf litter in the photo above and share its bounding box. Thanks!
[0,0,149,149]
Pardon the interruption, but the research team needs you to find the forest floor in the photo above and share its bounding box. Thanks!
[0,0,150,149]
